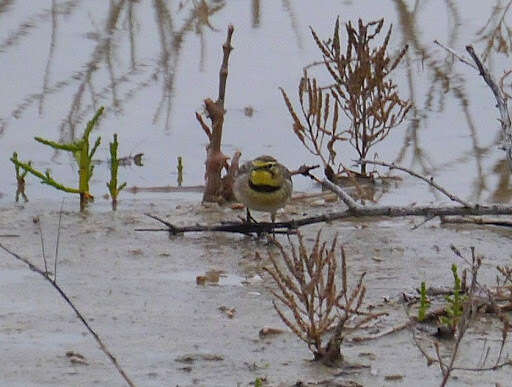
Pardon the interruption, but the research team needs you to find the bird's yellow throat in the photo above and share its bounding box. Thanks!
[249,160,281,190]
[250,169,280,187]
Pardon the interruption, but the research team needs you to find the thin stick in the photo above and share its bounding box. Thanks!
[433,40,477,70]
[350,319,415,342]
[358,159,472,207]
[441,216,512,227]
[217,24,234,108]
[466,45,512,170]
[0,243,136,387]
[37,219,48,274]
[321,178,360,210]
[54,198,65,282]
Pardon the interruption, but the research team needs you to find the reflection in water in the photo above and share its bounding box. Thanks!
[252,0,260,27]
[1,0,228,140]
[2,1,512,204]
[475,0,512,62]
[39,0,58,116]
[281,0,303,49]
[0,0,79,135]
[392,0,512,202]
[0,0,306,140]
[191,0,224,71]
[491,158,512,202]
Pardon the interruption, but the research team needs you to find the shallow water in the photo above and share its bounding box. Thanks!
[1,198,512,386]
[0,1,511,207]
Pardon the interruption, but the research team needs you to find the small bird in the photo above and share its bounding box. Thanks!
[233,155,293,223]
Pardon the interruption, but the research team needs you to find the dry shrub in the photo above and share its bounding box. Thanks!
[264,230,380,365]
[281,17,411,177]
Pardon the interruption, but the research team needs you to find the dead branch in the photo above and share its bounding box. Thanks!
[441,216,512,227]
[197,25,235,203]
[0,242,135,387]
[290,163,320,177]
[139,157,512,235]
[321,178,360,210]
[466,45,512,170]
[359,159,472,207]
[137,213,296,236]
[139,203,512,236]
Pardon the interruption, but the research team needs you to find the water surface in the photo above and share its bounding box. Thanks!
[0,1,510,208]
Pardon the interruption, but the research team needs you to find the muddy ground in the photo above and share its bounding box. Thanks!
[1,195,511,386]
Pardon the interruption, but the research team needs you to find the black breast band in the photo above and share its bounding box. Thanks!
[249,180,280,193]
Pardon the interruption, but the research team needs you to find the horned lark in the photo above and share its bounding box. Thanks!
[233,155,293,223]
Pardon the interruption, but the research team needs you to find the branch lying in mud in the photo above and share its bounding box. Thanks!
[0,243,136,387]
[137,213,297,236]
[139,202,512,236]
[138,159,512,236]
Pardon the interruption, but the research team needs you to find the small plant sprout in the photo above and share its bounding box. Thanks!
[107,133,127,211]
[440,264,467,334]
[10,107,104,212]
[281,17,411,177]
[418,281,430,322]
[12,152,30,202]
[264,230,382,365]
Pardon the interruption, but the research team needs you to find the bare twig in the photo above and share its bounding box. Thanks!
[350,319,415,342]
[321,178,360,210]
[54,198,65,282]
[433,40,477,70]
[35,218,48,274]
[290,164,320,177]
[0,243,136,387]
[359,159,472,207]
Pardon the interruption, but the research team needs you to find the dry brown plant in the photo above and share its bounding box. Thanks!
[281,17,411,177]
[264,230,381,365]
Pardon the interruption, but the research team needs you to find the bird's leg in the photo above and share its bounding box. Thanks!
[246,208,258,223]
[270,212,277,239]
